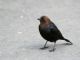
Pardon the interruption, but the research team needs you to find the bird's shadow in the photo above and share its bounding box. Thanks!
[18,42,73,52]
[39,43,73,50]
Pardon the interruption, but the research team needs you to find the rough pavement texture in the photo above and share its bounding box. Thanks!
[0,0,80,60]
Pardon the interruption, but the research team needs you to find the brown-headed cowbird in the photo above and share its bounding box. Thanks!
[37,16,73,52]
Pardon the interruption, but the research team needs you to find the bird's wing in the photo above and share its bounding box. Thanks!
[50,23,63,38]
[49,23,59,32]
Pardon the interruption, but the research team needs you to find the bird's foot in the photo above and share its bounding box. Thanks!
[49,48,56,52]
[40,46,49,50]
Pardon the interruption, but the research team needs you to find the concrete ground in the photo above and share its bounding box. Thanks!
[0,0,80,60]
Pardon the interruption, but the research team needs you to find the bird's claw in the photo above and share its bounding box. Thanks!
[49,48,56,52]
[40,46,49,50]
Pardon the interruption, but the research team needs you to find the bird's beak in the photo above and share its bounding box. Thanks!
[37,18,40,20]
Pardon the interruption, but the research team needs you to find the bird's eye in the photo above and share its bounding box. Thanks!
[40,20,45,22]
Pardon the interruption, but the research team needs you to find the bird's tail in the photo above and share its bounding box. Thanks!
[62,38,73,44]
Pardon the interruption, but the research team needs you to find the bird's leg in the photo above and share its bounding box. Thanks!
[49,42,56,52]
[40,41,48,49]
[64,39,73,45]
[44,41,48,47]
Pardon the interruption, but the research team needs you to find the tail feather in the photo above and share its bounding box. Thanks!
[62,38,73,45]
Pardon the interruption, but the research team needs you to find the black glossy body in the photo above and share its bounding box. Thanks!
[39,22,64,42]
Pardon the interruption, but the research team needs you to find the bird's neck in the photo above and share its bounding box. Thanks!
[40,21,51,28]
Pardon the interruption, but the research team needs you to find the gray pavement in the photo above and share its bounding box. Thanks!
[0,0,80,60]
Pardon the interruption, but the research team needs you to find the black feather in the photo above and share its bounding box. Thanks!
[39,22,64,42]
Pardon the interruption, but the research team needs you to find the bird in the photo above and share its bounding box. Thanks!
[37,16,73,52]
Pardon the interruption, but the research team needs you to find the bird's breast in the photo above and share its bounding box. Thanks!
[40,26,51,33]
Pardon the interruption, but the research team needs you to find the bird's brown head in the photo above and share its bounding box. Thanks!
[37,16,51,24]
